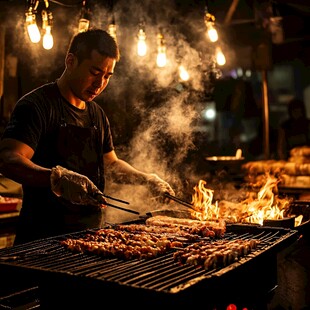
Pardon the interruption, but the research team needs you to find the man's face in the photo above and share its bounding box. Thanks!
[67,49,116,102]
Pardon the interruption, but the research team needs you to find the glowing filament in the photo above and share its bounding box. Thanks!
[179,65,189,81]
[157,33,166,67]
[43,26,53,50]
[42,10,53,50]
[25,11,41,43]
[108,23,117,41]
[137,28,147,57]
[207,24,218,42]
[215,47,226,66]
[204,13,218,42]
[78,18,89,32]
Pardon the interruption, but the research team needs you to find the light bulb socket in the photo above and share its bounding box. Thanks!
[42,10,53,29]
[80,7,91,21]
[25,10,36,24]
[204,12,215,24]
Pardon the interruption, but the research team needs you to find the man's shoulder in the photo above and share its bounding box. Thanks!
[20,82,59,103]
[17,82,60,114]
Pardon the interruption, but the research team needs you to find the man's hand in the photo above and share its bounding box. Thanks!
[50,165,107,208]
[146,173,175,203]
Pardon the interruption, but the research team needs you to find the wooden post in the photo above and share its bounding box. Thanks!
[0,26,5,121]
[0,26,5,99]
[261,69,270,159]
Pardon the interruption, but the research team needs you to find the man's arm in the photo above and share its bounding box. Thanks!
[103,150,154,184]
[0,138,107,207]
[103,150,175,198]
[0,138,51,186]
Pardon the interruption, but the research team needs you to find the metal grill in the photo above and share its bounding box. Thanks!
[0,223,299,309]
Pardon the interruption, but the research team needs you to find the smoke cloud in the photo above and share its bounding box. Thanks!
[3,0,220,222]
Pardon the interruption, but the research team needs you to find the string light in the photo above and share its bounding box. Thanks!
[215,46,226,66]
[25,0,54,49]
[78,0,91,33]
[156,30,167,67]
[108,15,117,42]
[204,7,218,42]
[42,11,54,50]
[25,0,41,43]
[22,0,227,72]
[137,20,147,57]
[176,46,189,81]
[178,64,189,81]
[41,0,53,50]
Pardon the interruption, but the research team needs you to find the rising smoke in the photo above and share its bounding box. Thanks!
[4,0,218,222]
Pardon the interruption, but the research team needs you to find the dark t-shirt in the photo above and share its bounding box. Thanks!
[2,81,114,242]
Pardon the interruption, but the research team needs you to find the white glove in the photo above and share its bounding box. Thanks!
[50,165,107,207]
[146,173,175,203]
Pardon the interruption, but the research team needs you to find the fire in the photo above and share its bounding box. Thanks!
[190,180,218,221]
[190,174,299,226]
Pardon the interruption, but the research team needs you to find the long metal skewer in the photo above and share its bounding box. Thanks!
[164,193,197,211]
[103,195,129,205]
[105,202,140,215]
[94,193,138,214]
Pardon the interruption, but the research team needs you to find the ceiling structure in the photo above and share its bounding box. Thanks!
[0,0,309,160]
[177,0,310,66]
[1,0,309,67]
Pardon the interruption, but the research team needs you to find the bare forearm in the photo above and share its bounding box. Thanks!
[107,159,153,185]
[105,157,175,198]
[0,152,51,187]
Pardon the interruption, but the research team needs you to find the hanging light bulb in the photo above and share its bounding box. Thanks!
[137,21,147,57]
[43,25,53,50]
[78,0,91,33]
[179,65,189,81]
[204,8,218,42]
[156,32,166,67]
[25,0,41,43]
[137,29,147,56]
[108,16,117,42]
[25,11,41,43]
[215,46,226,66]
[42,9,53,50]
[207,24,218,42]
[79,18,89,33]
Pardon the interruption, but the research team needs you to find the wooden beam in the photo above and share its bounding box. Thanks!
[224,0,240,25]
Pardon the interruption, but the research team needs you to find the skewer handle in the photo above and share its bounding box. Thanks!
[105,202,139,215]
[164,193,196,211]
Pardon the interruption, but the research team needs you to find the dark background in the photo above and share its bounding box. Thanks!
[0,0,310,193]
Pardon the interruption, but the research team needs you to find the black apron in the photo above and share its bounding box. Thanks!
[14,101,105,244]
[55,102,105,231]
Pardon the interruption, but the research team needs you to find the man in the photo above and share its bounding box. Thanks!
[277,98,310,160]
[0,28,175,245]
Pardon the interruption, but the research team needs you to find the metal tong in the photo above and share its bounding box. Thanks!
[164,193,196,211]
[95,193,140,215]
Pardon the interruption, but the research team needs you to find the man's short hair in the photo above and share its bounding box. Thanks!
[68,28,120,63]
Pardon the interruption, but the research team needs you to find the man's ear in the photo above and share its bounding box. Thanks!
[65,53,76,69]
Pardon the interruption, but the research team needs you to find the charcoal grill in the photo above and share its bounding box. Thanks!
[0,216,299,310]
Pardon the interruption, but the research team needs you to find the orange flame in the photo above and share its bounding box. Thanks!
[190,180,218,221]
[191,174,297,225]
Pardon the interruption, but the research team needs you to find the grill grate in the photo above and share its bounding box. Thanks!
[0,223,299,309]
[0,225,298,292]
